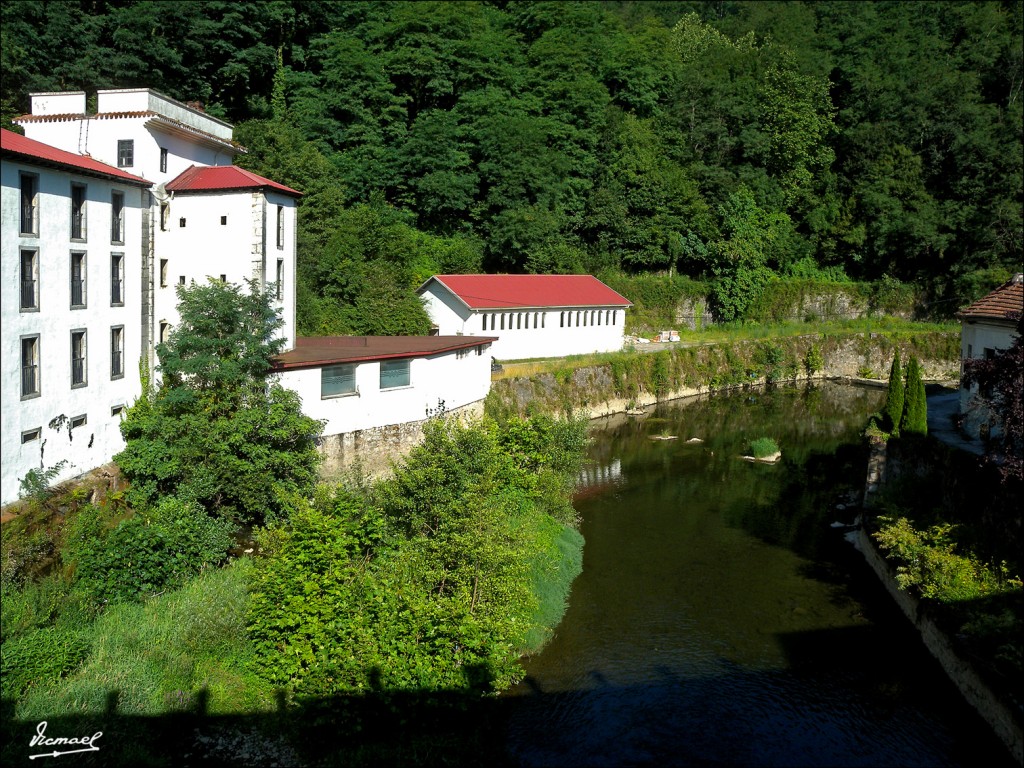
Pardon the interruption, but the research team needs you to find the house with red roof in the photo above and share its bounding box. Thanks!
[2,127,152,503]
[418,274,632,361]
[957,273,1024,438]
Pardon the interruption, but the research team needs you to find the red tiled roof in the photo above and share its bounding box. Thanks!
[958,275,1024,323]
[274,335,496,370]
[1,128,151,185]
[419,274,632,310]
[166,165,301,197]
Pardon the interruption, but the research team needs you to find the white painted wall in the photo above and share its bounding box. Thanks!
[153,190,296,350]
[2,157,146,505]
[959,320,1019,429]
[420,283,626,361]
[276,346,493,437]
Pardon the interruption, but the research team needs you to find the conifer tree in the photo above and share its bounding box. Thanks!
[883,349,905,434]
[901,356,928,436]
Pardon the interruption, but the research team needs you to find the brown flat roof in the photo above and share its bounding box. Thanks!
[273,335,497,370]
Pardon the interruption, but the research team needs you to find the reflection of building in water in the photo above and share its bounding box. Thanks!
[576,458,622,493]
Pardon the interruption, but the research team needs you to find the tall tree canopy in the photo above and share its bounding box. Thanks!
[5,0,1020,325]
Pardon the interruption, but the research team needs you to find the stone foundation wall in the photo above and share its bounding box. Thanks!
[315,400,486,483]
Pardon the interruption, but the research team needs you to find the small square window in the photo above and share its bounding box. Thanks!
[70,414,87,430]
[220,274,227,283]
[111,405,125,418]
[220,215,227,225]
[22,427,42,443]
[179,217,186,228]
[179,275,186,286]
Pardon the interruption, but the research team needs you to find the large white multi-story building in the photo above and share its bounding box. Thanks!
[2,89,496,505]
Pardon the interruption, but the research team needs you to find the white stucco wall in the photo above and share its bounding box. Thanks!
[276,346,493,438]
[959,319,1019,432]
[420,283,626,360]
[152,190,296,350]
[2,157,146,505]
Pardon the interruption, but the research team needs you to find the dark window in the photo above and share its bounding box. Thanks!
[111,191,124,242]
[20,173,38,235]
[22,428,42,444]
[380,360,411,389]
[70,252,86,307]
[159,322,171,343]
[220,274,227,283]
[117,140,134,167]
[276,259,284,300]
[71,183,87,239]
[111,254,124,305]
[276,205,284,249]
[111,326,124,379]
[71,330,87,387]
[179,218,186,228]
[179,275,186,286]
[220,215,227,225]
[20,249,38,310]
[112,405,125,417]
[70,414,87,430]
[322,364,357,398]
[21,336,40,398]
[159,147,168,173]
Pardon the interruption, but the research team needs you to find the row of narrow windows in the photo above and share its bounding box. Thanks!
[20,326,127,399]
[19,249,125,311]
[20,405,125,446]
[482,309,617,331]
[20,174,125,243]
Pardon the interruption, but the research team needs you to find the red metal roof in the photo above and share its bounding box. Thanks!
[1,128,151,185]
[958,275,1024,323]
[166,164,301,197]
[274,335,496,370]
[419,274,632,309]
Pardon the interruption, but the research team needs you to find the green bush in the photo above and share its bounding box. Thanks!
[883,350,905,434]
[901,356,928,436]
[0,627,91,698]
[748,437,780,459]
[65,497,233,605]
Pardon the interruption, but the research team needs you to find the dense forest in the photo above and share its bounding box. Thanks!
[3,1,1021,332]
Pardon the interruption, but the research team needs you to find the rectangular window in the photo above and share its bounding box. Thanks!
[219,274,227,283]
[20,249,39,310]
[276,259,284,300]
[159,147,168,173]
[179,218,186,228]
[111,191,124,243]
[70,414,87,430]
[110,326,124,379]
[117,139,134,167]
[111,405,125,418]
[220,215,228,226]
[321,364,357,398]
[70,252,86,308]
[20,173,38,235]
[21,428,42,444]
[160,322,171,344]
[276,205,284,249]
[110,254,124,306]
[380,359,411,390]
[179,275,186,286]
[71,330,87,387]
[71,183,87,240]
[21,336,40,398]
[160,203,169,231]
[160,259,168,287]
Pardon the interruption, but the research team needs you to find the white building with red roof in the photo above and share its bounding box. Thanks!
[2,128,152,503]
[957,273,1024,437]
[418,274,632,361]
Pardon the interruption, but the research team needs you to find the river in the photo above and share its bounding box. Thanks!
[502,382,1013,767]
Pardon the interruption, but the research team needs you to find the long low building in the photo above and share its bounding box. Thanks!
[273,335,496,437]
[417,274,632,361]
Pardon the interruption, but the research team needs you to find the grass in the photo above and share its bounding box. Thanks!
[748,437,781,459]
[13,559,275,721]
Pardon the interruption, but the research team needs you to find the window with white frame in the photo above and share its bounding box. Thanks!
[110,253,124,306]
[20,173,39,235]
[70,252,86,308]
[380,359,411,389]
[21,335,40,398]
[71,183,87,240]
[111,191,124,243]
[117,140,134,167]
[110,326,124,379]
[321,363,357,398]
[22,428,42,444]
[71,330,87,387]
[20,249,39,311]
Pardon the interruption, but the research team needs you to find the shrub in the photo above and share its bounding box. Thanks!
[883,350,905,434]
[901,356,928,436]
[748,437,780,458]
[0,627,91,698]
[65,497,233,605]
[804,344,825,376]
